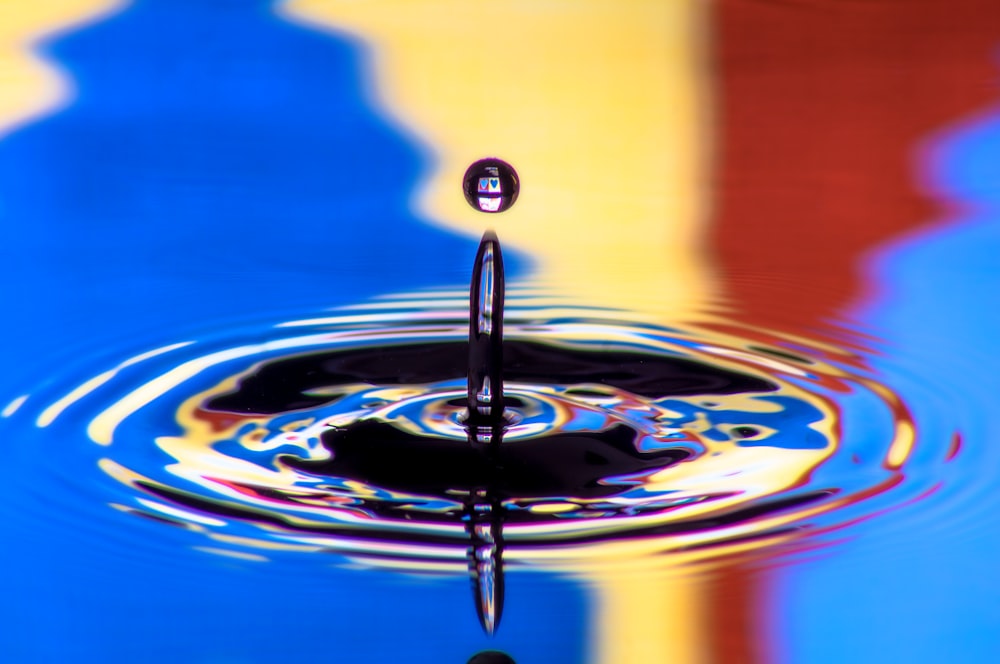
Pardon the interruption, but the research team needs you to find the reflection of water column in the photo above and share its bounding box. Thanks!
[465,489,505,636]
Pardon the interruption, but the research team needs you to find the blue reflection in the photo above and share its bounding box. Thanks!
[0,2,568,663]
[779,93,1000,662]
[0,0,524,387]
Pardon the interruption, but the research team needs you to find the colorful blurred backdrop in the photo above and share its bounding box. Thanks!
[1,1,998,662]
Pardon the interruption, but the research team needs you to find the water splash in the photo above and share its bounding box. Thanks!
[18,238,923,637]
[39,313,910,530]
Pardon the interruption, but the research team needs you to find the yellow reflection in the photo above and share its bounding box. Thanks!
[1,394,28,417]
[279,0,714,322]
[593,565,704,664]
[0,0,127,136]
[276,4,717,655]
[38,341,191,430]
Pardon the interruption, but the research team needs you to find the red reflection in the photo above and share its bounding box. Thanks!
[946,432,963,461]
[711,0,1000,335]
[708,563,765,664]
[192,406,260,433]
[707,2,1000,661]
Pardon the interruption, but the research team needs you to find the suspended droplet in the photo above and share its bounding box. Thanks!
[463,158,519,213]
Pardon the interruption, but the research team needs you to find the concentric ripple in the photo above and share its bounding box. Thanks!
[25,291,918,570]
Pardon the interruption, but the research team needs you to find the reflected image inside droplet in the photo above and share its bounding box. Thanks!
[464,158,519,213]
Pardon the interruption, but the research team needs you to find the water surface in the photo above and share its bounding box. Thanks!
[1,1,999,663]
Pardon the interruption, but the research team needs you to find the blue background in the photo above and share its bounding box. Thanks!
[0,2,580,663]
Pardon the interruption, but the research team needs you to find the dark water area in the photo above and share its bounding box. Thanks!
[0,1,999,663]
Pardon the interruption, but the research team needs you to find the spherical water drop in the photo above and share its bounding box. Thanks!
[463,158,519,213]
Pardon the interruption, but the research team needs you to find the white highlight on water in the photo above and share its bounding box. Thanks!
[1,394,28,418]
[36,341,194,428]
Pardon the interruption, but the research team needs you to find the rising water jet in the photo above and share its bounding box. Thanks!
[464,231,507,635]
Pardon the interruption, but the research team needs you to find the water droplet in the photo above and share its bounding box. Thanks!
[463,158,519,213]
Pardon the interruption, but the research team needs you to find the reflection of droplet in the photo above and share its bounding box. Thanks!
[463,158,519,213]
[467,652,516,664]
